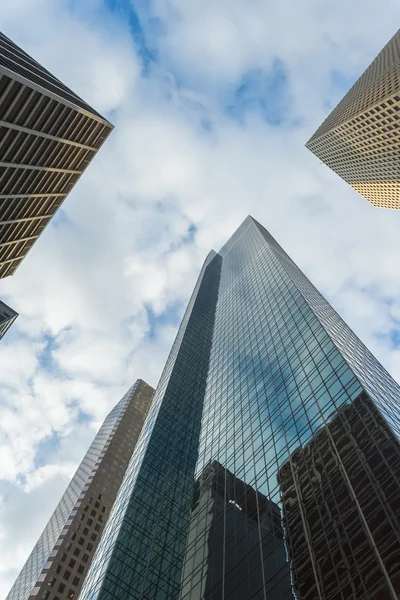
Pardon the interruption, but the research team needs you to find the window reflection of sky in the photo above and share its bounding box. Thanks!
[197,217,363,508]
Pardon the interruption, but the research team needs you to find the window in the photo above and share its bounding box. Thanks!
[87,543,93,552]
[82,553,89,563]
[72,576,80,586]
[87,518,93,526]
[68,558,76,568]
[64,570,71,581]
[95,524,101,532]
[61,553,67,562]
[56,565,62,575]
[90,510,96,517]
[48,577,56,588]
[83,527,89,536]
[67,589,75,599]
[78,537,85,546]
[58,582,66,593]
[73,548,81,557]
[77,564,85,574]
[91,533,97,541]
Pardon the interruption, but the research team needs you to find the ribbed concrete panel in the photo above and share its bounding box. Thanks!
[0,31,113,277]
[0,297,17,338]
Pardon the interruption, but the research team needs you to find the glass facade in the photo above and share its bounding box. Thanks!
[0,31,113,280]
[81,216,400,600]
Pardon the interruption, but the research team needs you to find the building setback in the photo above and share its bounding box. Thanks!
[0,31,113,278]
[0,297,17,339]
[306,29,400,209]
[79,216,400,600]
[6,379,155,600]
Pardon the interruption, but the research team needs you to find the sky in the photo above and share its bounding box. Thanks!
[1,0,400,596]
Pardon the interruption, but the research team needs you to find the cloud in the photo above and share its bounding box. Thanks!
[1,0,400,597]
[22,463,77,493]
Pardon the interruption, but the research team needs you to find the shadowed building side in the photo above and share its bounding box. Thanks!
[80,252,222,600]
[0,297,17,338]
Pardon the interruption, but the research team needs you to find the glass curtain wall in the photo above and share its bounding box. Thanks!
[81,216,400,600]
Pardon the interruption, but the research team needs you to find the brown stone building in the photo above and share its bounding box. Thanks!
[306,29,400,209]
[0,30,113,278]
[6,379,155,600]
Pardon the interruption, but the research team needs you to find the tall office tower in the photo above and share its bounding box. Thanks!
[0,297,17,338]
[80,215,400,600]
[6,379,154,600]
[306,29,400,209]
[0,31,113,278]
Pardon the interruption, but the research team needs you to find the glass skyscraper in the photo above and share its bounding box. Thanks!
[81,216,400,600]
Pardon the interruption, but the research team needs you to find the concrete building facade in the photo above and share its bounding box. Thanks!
[0,31,113,278]
[6,379,154,600]
[306,29,400,209]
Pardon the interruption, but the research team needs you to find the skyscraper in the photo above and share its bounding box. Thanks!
[80,216,400,599]
[6,379,155,600]
[0,31,113,278]
[179,461,292,600]
[306,29,400,209]
[0,297,17,339]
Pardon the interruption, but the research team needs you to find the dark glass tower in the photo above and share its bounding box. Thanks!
[81,216,400,600]
[6,380,154,600]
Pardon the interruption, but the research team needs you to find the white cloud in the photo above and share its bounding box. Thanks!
[1,0,400,597]
[2,0,140,114]
[22,463,77,493]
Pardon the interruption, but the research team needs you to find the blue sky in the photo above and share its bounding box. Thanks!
[1,0,400,595]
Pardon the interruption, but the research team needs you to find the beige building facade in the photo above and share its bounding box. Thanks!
[6,379,155,600]
[306,29,400,209]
